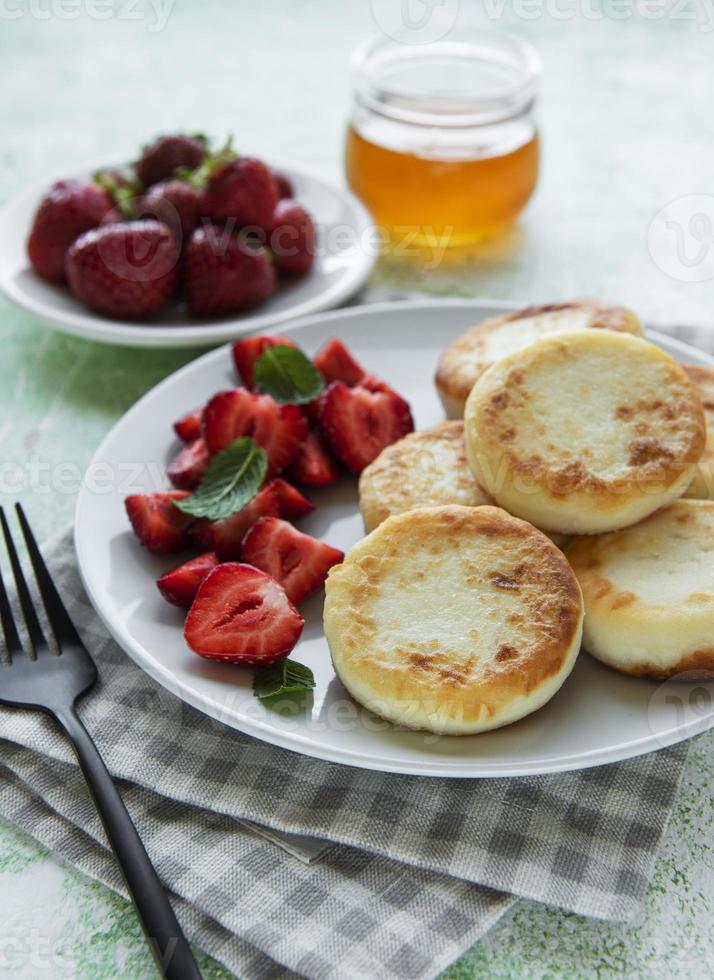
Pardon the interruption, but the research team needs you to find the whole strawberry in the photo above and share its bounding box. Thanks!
[139,180,203,240]
[269,200,316,277]
[135,134,207,187]
[184,225,277,318]
[273,171,294,199]
[66,220,180,319]
[27,179,113,283]
[202,157,278,230]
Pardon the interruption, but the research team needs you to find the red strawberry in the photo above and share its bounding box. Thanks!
[174,407,203,443]
[99,206,132,226]
[232,334,298,389]
[269,200,315,277]
[267,478,314,520]
[287,430,340,486]
[313,338,366,387]
[139,180,203,240]
[184,226,277,318]
[320,380,414,473]
[202,388,308,475]
[184,563,304,666]
[202,157,278,229]
[190,483,279,559]
[135,134,207,187]
[27,179,113,283]
[241,517,343,604]
[157,551,219,608]
[66,220,179,319]
[273,172,294,199]
[167,438,209,490]
[125,491,193,553]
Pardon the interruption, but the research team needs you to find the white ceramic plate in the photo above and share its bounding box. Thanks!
[74,299,714,776]
[0,156,375,348]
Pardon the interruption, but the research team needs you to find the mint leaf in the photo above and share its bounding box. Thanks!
[254,345,325,405]
[174,437,267,520]
[252,659,316,701]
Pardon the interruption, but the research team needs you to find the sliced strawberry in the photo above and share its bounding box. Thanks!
[241,517,343,604]
[267,478,314,520]
[157,551,220,608]
[202,388,308,475]
[287,430,341,486]
[174,408,203,443]
[232,334,298,389]
[359,373,401,397]
[125,491,193,554]
[167,438,210,490]
[184,563,304,666]
[320,381,414,473]
[190,483,279,559]
[313,338,366,386]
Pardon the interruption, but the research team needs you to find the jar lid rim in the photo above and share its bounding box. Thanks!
[351,31,541,126]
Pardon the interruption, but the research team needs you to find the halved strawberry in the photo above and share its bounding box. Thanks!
[167,438,210,490]
[320,380,414,473]
[359,374,401,397]
[232,334,298,389]
[184,563,304,666]
[125,491,193,554]
[202,388,308,475]
[190,483,279,559]
[312,338,366,386]
[287,430,341,486]
[268,478,314,520]
[157,552,220,608]
[174,408,203,443]
[241,517,343,604]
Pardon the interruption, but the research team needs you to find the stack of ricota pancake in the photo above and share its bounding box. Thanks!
[323,302,714,736]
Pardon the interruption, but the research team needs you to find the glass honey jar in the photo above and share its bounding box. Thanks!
[345,31,541,252]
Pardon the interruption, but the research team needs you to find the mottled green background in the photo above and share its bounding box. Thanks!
[0,1,713,976]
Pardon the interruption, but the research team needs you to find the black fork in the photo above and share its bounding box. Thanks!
[0,504,202,980]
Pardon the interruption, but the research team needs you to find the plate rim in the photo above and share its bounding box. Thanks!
[0,154,376,348]
[74,298,714,777]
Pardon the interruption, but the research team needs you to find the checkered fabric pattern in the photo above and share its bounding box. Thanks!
[0,529,689,979]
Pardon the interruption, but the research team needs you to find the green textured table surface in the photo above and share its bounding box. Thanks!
[0,2,713,977]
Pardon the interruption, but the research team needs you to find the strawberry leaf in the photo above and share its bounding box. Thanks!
[254,345,325,405]
[174,437,267,520]
[252,659,315,701]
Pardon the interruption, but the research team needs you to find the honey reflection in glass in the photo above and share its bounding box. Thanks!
[345,126,539,247]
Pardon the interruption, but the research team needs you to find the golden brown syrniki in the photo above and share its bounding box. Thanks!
[464,330,705,535]
[324,505,584,735]
[567,500,714,679]
[435,301,642,419]
[683,364,714,500]
[358,421,491,533]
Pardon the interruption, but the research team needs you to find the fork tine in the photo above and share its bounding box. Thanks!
[0,508,48,657]
[0,543,23,662]
[15,504,82,649]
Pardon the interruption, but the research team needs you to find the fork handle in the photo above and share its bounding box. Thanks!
[54,706,202,980]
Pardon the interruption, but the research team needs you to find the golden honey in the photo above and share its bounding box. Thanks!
[346,32,541,252]
[345,126,539,246]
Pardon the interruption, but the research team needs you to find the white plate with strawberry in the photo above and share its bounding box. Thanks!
[74,299,714,777]
[0,134,375,348]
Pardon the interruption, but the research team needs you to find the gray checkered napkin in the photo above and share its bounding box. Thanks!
[0,528,689,979]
